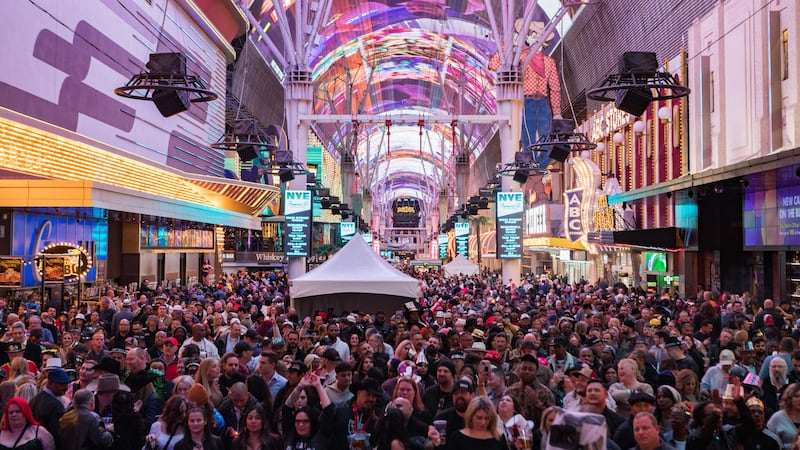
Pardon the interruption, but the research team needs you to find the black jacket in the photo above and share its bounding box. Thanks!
[174,434,224,450]
[58,405,114,450]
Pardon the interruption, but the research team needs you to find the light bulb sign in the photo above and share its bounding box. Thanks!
[340,222,356,243]
[454,223,469,258]
[496,192,524,259]
[284,190,312,257]
[438,234,448,259]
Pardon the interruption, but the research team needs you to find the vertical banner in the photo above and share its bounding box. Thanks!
[284,190,312,257]
[564,188,585,242]
[496,192,524,259]
[438,234,448,260]
[454,222,469,258]
[362,232,372,244]
[340,222,356,243]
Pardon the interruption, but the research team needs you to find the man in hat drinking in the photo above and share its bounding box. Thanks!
[321,377,381,450]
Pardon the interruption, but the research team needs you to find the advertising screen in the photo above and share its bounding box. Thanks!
[284,190,312,257]
[496,192,524,259]
[454,223,469,258]
[743,174,800,247]
[643,252,667,272]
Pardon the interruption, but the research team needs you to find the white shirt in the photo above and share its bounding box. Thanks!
[179,337,219,359]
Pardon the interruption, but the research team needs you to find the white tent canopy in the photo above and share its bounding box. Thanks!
[443,254,479,276]
[291,234,421,298]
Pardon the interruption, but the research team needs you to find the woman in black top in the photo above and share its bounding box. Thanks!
[430,396,503,450]
[174,407,223,450]
[283,407,328,450]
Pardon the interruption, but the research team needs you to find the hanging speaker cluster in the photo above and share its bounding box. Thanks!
[527,118,596,163]
[115,53,217,117]
[587,51,690,117]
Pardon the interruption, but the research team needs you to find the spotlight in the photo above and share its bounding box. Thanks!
[713,184,724,194]
[467,205,479,215]
[278,167,295,182]
[687,190,694,199]
[547,144,571,163]
[741,179,750,188]
[514,151,534,165]
[513,170,529,184]
[665,192,672,199]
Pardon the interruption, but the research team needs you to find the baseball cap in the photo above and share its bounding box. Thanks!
[719,349,735,365]
[163,337,179,347]
[47,368,72,384]
[287,360,308,373]
[453,379,475,393]
[628,392,656,405]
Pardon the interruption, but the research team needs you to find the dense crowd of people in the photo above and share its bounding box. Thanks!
[0,269,799,450]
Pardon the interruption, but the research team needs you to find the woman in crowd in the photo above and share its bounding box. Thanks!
[392,376,431,424]
[600,364,618,386]
[354,354,375,383]
[675,369,701,405]
[767,382,800,449]
[283,407,325,450]
[608,358,654,417]
[194,359,223,407]
[0,397,55,450]
[146,395,188,450]
[282,373,330,435]
[111,390,144,450]
[15,384,36,404]
[171,376,195,399]
[433,396,502,450]
[654,385,682,437]
[58,332,75,359]
[230,404,281,450]
[496,395,526,447]
[174,406,223,450]
[533,406,564,450]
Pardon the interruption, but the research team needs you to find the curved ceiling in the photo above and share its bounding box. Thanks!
[247,0,586,212]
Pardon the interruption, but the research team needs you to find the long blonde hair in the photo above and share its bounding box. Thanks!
[194,359,223,406]
[464,396,500,439]
[8,357,29,380]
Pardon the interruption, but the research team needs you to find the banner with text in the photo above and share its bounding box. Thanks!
[284,190,312,257]
[454,222,469,258]
[564,188,585,242]
[496,192,524,258]
[438,234,448,259]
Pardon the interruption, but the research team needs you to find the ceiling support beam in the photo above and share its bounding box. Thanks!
[299,114,508,124]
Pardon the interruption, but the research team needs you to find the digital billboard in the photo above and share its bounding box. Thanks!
[496,192,524,259]
[284,190,312,257]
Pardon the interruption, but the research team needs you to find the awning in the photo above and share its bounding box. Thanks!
[0,111,280,229]
[523,237,586,251]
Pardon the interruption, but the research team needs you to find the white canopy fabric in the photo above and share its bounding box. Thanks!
[290,234,421,298]
[443,254,479,276]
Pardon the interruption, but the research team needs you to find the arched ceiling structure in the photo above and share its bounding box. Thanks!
[247,0,589,213]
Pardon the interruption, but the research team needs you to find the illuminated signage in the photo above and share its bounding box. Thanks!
[284,190,312,257]
[438,233,448,259]
[395,206,416,214]
[38,243,93,282]
[564,189,585,242]
[526,204,548,236]
[454,223,469,258]
[340,222,356,243]
[363,233,372,243]
[593,195,616,231]
[496,192,524,259]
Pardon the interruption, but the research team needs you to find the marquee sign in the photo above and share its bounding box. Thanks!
[564,189,585,242]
